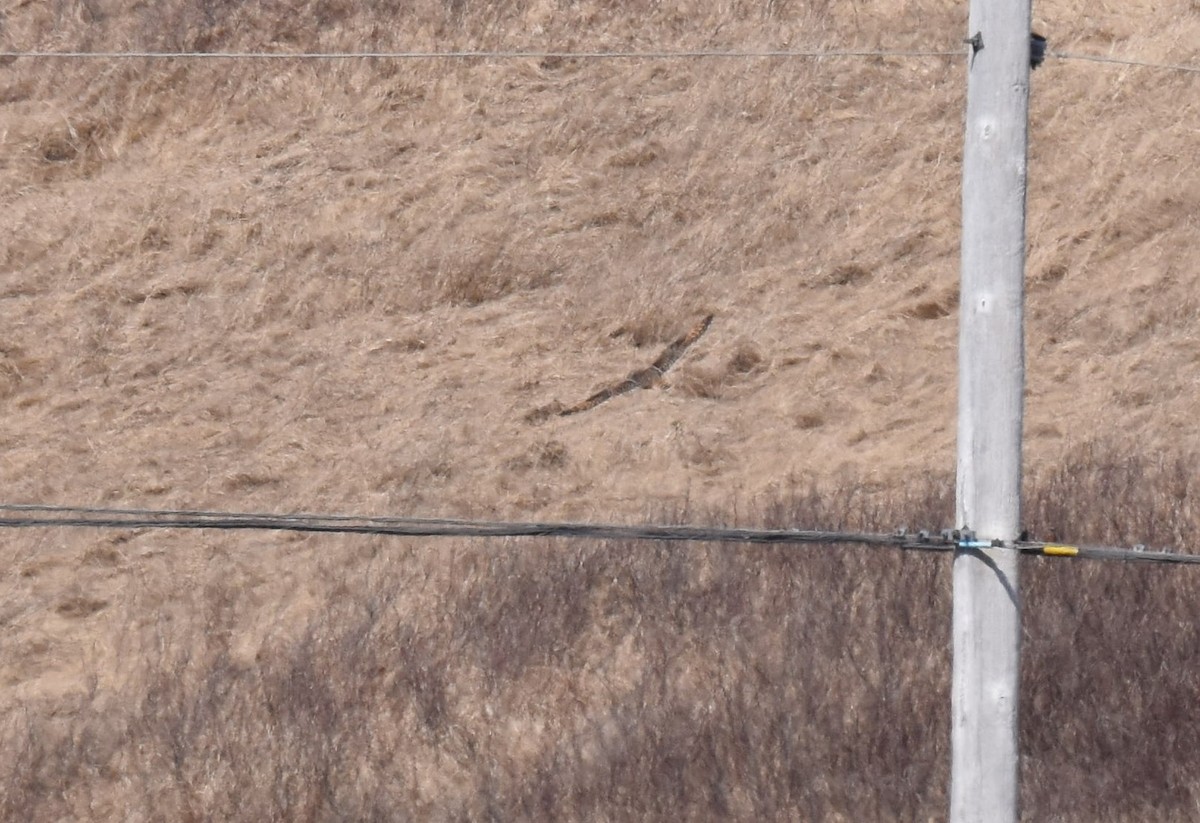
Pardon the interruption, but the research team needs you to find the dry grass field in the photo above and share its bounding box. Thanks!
[2,0,1199,819]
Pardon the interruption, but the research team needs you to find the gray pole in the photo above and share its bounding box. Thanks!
[952,0,1030,820]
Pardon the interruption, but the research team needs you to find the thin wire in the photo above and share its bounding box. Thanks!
[1050,50,1200,75]
[4,47,1196,76]
[0,47,963,61]
[5,47,1196,74]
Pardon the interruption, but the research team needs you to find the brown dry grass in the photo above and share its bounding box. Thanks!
[3,1,1198,521]
[4,449,1200,821]
[2,0,1200,819]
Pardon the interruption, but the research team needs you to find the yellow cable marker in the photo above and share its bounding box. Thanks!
[1042,545,1079,557]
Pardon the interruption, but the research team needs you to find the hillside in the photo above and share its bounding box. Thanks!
[3,0,1197,520]
[2,0,1199,818]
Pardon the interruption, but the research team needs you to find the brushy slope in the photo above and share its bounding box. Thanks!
[2,0,1199,819]
[5,452,1200,821]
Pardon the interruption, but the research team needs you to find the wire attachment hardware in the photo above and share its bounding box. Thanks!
[953,529,1006,550]
[1030,33,1047,69]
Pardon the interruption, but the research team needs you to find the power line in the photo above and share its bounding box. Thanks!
[1030,542,1200,565]
[0,47,963,61]
[0,501,492,526]
[1,503,1197,565]
[3,46,1196,75]
[4,46,1195,73]
[1050,50,1200,75]
[0,503,942,549]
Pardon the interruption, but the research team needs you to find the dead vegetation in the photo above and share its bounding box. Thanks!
[2,0,1200,819]
[3,448,1200,820]
[3,0,1198,519]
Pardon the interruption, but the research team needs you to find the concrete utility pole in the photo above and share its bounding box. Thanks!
[952,0,1031,819]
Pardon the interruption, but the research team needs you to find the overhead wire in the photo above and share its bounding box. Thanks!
[1,503,1197,565]
[1024,542,1200,565]
[1049,50,1200,75]
[2,46,1196,77]
[0,503,947,550]
[0,47,963,61]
